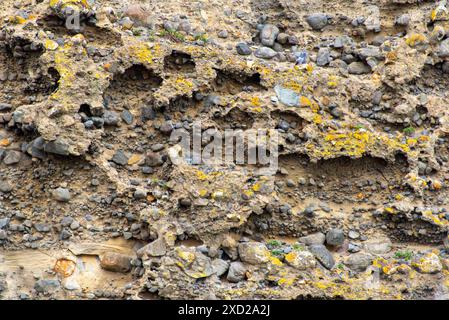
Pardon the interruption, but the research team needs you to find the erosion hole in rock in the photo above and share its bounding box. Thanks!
[271,110,305,133]
[0,37,60,108]
[79,103,93,117]
[175,237,204,247]
[45,67,61,94]
[277,154,409,198]
[36,14,122,47]
[36,14,65,32]
[163,94,201,116]
[311,156,390,179]
[103,64,163,110]
[213,107,255,130]
[138,291,160,300]
[163,50,196,73]
[213,69,264,94]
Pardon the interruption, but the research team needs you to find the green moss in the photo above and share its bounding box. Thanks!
[160,29,185,42]
[267,240,282,247]
[394,250,413,261]
[132,29,143,37]
[292,244,305,251]
[403,126,415,136]
[194,33,208,43]
[270,249,284,257]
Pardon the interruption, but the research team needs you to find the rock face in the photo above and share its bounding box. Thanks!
[260,24,280,47]
[52,187,71,202]
[227,262,246,283]
[285,250,316,270]
[309,244,335,270]
[306,13,329,30]
[299,233,326,246]
[238,242,270,264]
[326,229,345,246]
[412,253,443,274]
[0,0,448,301]
[344,253,373,272]
[34,279,60,294]
[348,62,371,74]
[364,238,392,255]
[254,47,277,59]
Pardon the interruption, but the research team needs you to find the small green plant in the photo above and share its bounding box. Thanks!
[270,249,284,257]
[267,240,282,247]
[132,28,142,37]
[160,29,185,42]
[354,124,365,130]
[194,33,208,42]
[403,126,415,135]
[292,244,305,251]
[148,31,155,42]
[394,250,413,261]
[336,263,344,270]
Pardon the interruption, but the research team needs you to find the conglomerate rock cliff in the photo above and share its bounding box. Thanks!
[1,0,449,300]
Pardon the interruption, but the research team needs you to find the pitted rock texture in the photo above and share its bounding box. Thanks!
[0,0,449,300]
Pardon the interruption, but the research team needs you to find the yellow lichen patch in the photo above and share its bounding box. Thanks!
[394,194,404,201]
[431,3,449,22]
[194,170,223,185]
[306,128,389,159]
[196,170,208,180]
[44,39,59,51]
[250,96,261,107]
[372,257,388,269]
[198,189,208,197]
[242,189,254,198]
[252,182,261,192]
[314,280,334,290]
[406,138,417,146]
[431,9,437,21]
[269,255,283,267]
[306,64,314,74]
[284,252,296,264]
[174,77,194,91]
[283,80,303,93]
[299,96,312,107]
[405,34,427,47]
[164,231,177,246]
[278,277,294,286]
[8,16,27,24]
[127,154,142,165]
[327,75,338,88]
[421,210,449,227]
[52,44,77,99]
[129,42,162,65]
[176,249,195,266]
[312,114,323,124]
[412,252,443,274]
[50,0,91,10]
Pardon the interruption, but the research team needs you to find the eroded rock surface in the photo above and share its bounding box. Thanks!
[0,0,449,300]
